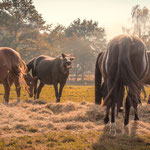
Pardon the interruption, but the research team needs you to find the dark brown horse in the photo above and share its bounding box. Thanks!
[142,51,150,102]
[27,54,74,102]
[0,47,34,104]
[95,35,149,130]
[142,51,150,84]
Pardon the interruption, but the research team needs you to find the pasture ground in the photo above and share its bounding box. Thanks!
[0,85,150,150]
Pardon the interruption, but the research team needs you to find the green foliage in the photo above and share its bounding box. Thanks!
[0,1,107,81]
[61,19,107,81]
[65,18,107,55]
[0,0,52,59]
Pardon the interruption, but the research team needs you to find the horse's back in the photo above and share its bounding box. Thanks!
[35,55,55,72]
[34,55,59,84]
[103,34,148,106]
[0,47,22,81]
[105,35,147,80]
[0,47,20,59]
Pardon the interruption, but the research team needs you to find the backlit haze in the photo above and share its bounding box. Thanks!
[33,0,150,40]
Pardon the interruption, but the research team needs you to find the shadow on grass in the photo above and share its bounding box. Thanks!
[92,121,150,150]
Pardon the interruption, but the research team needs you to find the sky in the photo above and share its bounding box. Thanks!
[33,0,150,40]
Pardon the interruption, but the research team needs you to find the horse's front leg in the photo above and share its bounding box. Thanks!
[34,79,38,100]
[58,82,66,102]
[54,83,59,102]
[3,80,10,104]
[14,79,21,103]
[36,81,44,99]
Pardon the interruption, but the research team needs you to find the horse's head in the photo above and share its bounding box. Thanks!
[24,73,37,97]
[61,53,74,71]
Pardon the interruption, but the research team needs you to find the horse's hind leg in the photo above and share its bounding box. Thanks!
[134,104,139,121]
[110,103,116,136]
[3,80,10,104]
[34,79,38,100]
[14,79,21,103]
[54,83,59,103]
[111,103,116,123]
[104,105,110,124]
[124,94,131,126]
[58,82,66,102]
[36,82,44,99]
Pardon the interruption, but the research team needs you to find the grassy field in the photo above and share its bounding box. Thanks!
[0,84,95,103]
[0,84,150,150]
[0,83,149,103]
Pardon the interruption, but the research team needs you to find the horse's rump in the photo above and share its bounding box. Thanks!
[0,47,29,92]
[104,35,148,108]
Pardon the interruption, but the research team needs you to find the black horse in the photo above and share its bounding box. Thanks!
[95,35,149,130]
[95,51,124,113]
[27,53,74,102]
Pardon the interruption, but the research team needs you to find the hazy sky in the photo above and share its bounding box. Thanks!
[33,0,150,40]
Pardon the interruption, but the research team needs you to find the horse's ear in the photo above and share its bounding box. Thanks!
[62,53,65,59]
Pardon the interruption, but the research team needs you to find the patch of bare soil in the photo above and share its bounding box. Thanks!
[0,100,150,138]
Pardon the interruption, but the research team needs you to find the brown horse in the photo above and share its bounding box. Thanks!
[95,51,125,113]
[142,51,150,102]
[142,51,150,84]
[95,35,149,130]
[0,47,34,104]
[27,54,74,102]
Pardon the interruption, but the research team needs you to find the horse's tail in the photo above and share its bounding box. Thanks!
[18,57,30,94]
[103,37,144,111]
[95,52,103,105]
[118,37,143,108]
[27,58,35,72]
[11,57,29,94]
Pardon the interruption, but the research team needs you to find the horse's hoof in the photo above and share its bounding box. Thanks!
[56,99,60,103]
[109,122,116,136]
[134,117,139,121]
[2,99,8,105]
[17,97,21,104]
[124,124,129,135]
[124,119,129,126]
[104,117,109,124]
[2,98,5,104]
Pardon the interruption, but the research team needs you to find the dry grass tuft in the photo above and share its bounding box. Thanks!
[0,99,149,140]
[65,123,84,130]
[45,102,76,114]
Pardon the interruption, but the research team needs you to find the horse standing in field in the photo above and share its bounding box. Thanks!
[142,51,150,102]
[27,53,74,102]
[95,51,150,105]
[0,47,35,104]
[95,35,149,131]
